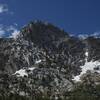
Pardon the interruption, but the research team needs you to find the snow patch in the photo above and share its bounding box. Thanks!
[35,60,42,64]
[72,51,100,82]
[85,51,88,62]
[14,69,28,77]
[14,67,36,77]
[28,67,36,71]
[85,51,88,57]
[72,61,100,82]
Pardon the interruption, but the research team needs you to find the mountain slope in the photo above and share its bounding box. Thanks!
[0,20,100,99]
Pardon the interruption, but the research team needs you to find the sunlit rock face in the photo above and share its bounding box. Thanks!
[0,21,100,99]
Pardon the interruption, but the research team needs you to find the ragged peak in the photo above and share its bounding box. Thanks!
[19,20,69,43]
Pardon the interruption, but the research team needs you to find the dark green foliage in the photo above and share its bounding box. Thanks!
[67,84,100,100]
[0,94,50,100]
[0,84,100,100]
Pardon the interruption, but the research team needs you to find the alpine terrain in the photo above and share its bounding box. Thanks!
[0,21,100,100]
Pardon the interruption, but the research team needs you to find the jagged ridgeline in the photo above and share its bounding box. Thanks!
[0,20,100,100]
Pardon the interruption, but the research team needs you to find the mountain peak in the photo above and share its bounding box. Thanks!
[18,21,69,44]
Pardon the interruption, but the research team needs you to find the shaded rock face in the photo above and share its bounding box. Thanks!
[0,21,100,99]
[0,21,86,77]
[84,37,100,61]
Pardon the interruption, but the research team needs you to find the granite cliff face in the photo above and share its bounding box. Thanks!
[0,21,100,99]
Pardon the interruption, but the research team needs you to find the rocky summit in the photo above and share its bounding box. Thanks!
[0,21,100,100]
